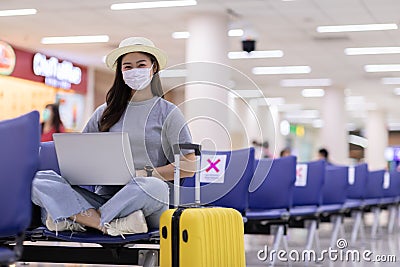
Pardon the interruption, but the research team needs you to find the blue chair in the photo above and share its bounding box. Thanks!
[365,169,385,238]
[22,141,160,265]
[246,155,296,266]
[364,169,385,205]
[382,170,400,233]
[289,160,325,251]
[321,165,349,207]
[180,147,255,213]
[320,165,349,247]
[382,170,400,204]
[345,163,368,209]
[0,111,40,266]
[344,163,369,244]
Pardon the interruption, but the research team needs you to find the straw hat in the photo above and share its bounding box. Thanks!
[105,37,167,71]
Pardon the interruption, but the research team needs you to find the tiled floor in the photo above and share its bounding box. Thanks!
[13,210,399,267]
[245,211,400,267]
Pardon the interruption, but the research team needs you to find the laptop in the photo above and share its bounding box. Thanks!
[53,132,135,185]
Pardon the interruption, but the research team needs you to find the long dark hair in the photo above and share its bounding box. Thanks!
[41,103,63,133]
[99,52,163,132]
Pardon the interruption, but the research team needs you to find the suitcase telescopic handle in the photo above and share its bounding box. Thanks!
[173,143,202,208]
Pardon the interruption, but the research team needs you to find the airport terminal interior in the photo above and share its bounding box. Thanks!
[1,0,400,266]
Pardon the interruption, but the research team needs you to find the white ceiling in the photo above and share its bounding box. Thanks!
[2,0,400,130]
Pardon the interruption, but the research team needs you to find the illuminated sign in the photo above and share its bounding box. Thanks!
[0,41,16,75]
[33,53,82,89]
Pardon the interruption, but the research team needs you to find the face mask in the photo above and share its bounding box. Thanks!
[42,108,51,122]
[122,65,153,91]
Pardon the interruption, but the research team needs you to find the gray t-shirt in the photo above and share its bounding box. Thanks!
[83,96,192,170]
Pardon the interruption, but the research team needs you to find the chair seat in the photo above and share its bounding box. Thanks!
[380,197,397,205]
[343,199,363,209]
[246,209,289,220]
[318,204,343,213]
[0,247,16,264]
[363,198,381,206]
[40,227,159,244]
[289,205,319,216]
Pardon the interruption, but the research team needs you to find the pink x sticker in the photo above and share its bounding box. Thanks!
[206,159,221,172]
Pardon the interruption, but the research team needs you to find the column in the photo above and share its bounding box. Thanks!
[320,87,348,164]
[228,96,263,150]
[184,12,231,150]
[82,66,95,130]
[365,110,388,170]
[257,104,278,157]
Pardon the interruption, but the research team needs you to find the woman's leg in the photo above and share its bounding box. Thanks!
[99,177,169,229]
[32,170,104,230]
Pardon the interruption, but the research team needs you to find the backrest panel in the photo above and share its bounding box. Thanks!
[248,156,296,210]
[0,111,40,237]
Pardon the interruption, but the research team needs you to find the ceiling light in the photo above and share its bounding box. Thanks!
[364,64,400,72]
[394,88,400,95]
[228,29,244,37]
[111,0,197,10]
[172,31,190,39]
[252,66,311,75]
[0,8,37,17]
[345,47,400,55]
[41,35,109,44]
[280,78,332,87]
[381,77,400,84]
[317,23,398,33]
[159,69,187,78]
[228,50,283,59]
[301,89,325,97]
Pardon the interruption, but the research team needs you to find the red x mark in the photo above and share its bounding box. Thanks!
[296,166,303,178]
[206,159,221,172]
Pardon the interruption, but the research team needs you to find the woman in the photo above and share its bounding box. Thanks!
[41,103,65,142]
[32,37,196,237]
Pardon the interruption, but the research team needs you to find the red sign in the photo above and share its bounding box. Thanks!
[0,41,16,75]
[8,44,87,94]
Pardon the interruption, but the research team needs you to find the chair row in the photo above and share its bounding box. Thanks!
[1,111,399,266]
[0,112,161,266]
[178,146,400,265]
[21,144,400,265]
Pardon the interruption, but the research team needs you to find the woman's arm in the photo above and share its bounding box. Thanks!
[136,152,196,181]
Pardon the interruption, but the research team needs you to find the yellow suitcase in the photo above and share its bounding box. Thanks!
[159,144,246,267]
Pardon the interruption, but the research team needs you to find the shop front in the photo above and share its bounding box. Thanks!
[0,40,88,131]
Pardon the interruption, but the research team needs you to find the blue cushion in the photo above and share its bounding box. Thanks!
[347,163,368,199]
[365,170,385,199]
[383,170,400,198]
[343,199,363,209]
[38,141,60,174]
[248,156,296,210]
[181,147,254,212]
[292,160,325,206]
[363,198,381,206]
[0,111,40,237]
[318,204,343,213]
[290,205,319,216]
[42,227,159,244]
[246,209,290,220]
[0,247,16,264]
[322,165,349,205]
